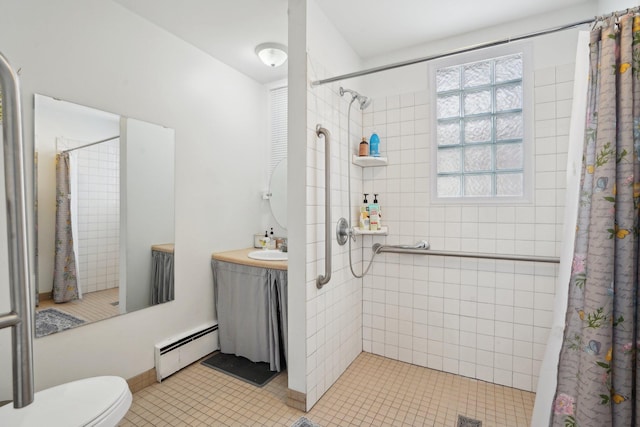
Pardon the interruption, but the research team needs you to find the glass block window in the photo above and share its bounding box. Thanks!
[435,53,524,198]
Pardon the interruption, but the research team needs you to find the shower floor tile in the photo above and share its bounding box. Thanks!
[120,352,535,426]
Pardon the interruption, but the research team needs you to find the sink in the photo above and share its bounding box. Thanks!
[248,250,288,261]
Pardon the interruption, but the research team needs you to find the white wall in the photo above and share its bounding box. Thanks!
[0,0,269,398]
[122,118,174,312]
[301,0,367,410]
[598,0,640,13]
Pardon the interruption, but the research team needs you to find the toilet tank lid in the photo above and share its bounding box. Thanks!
[0,376,131,426]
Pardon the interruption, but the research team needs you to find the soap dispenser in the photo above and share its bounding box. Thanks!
[269,227,276,249]
[369,194,380,231]
[359,194,370,230]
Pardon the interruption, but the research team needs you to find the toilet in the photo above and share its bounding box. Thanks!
[0,376,132,426]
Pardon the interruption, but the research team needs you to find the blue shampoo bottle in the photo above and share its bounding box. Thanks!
[369,132,380,157]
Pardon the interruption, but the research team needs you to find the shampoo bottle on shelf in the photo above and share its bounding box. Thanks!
[368,194,380,231]
[373,194,381,229]
[369,132,380,157]
[358,137,369,156]
[359,193,370,230]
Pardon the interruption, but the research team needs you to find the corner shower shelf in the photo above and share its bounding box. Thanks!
[352,226,388,236]
[352,155,388,167]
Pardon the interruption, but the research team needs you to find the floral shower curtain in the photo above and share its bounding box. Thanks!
[52,152,79,303]
[552,12,640,426]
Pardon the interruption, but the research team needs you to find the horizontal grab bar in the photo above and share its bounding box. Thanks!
[372,243,560,264]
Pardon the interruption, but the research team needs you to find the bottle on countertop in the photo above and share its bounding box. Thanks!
[269,227,276,249]
[358,137,369,156]
[369,132,380,157]
[260,230,270,249]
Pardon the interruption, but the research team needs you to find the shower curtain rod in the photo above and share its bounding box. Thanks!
[311,17,597,86]
[62,135,119,154]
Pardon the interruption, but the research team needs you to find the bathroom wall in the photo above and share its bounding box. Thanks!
[292,0,603,409]
[0,0,269,397]
[287,0,368,410]
[352,0,640,395]
[76,138,120,295]
[357,35,580,393]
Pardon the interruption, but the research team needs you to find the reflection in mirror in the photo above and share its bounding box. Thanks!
[269,159,287,229]
[34,94,175,337]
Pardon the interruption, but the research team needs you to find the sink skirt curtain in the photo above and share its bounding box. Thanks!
[151,250,174,304]
[211,260,288,372]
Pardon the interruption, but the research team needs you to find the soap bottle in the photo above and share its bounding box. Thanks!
[373,194,382,228]
[369,196,380,231]
[359,193,370,230]
[261,230,270,249]
[369,132,380,157]
[358,137,369,156]
[269,228,276,249]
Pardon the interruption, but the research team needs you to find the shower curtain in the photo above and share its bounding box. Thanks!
[552,13,640,426]
[52,152,79,303]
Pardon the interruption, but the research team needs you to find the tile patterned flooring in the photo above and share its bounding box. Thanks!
[37,287,120,325]
[120,352,535,426]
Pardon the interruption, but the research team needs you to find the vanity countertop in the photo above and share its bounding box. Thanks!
[152,243,175,254]
[212,248,287,271]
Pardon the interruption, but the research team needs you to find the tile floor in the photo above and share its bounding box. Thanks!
[37,287,120,325]
[120,352,535,426]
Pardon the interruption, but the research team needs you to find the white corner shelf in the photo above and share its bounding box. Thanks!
[352,226,388,236]
[352,155,388,167]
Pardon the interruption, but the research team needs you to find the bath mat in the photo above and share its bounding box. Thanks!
[457,414,482,427]
[201,352,280,387]
[35,308,85,338]
[291,416,320,427]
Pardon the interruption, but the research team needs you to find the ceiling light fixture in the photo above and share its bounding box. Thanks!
[255,43,288,68]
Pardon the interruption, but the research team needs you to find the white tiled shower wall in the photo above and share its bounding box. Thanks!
[360,63,574,392]
[76,139,120,294]
[304,57,365,408]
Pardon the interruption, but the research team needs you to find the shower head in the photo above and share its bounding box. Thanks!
[339,87,371,110]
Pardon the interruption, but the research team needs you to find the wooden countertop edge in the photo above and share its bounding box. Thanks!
[212,247,288,271]
[152,243,175,254]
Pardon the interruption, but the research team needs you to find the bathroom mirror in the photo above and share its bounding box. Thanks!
[34,94,175,337]
[269,158,287,229]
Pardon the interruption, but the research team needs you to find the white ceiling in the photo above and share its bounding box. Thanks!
[114,0,593,84]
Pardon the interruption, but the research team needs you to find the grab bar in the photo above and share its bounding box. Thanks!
[0,52,35,408]
[372,243,560,264]
[316,125,332,289]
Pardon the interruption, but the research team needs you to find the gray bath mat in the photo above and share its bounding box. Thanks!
[35,308,85,337]
[201,352,280,387]
[291,417,319,427]
[458,414,482,427]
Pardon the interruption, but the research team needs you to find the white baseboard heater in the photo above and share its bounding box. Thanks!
[154,323,219,382]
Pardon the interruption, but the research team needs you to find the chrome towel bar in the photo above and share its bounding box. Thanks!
[372,243,560,264]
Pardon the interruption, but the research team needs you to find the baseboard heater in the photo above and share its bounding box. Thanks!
[154,323,219,382]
